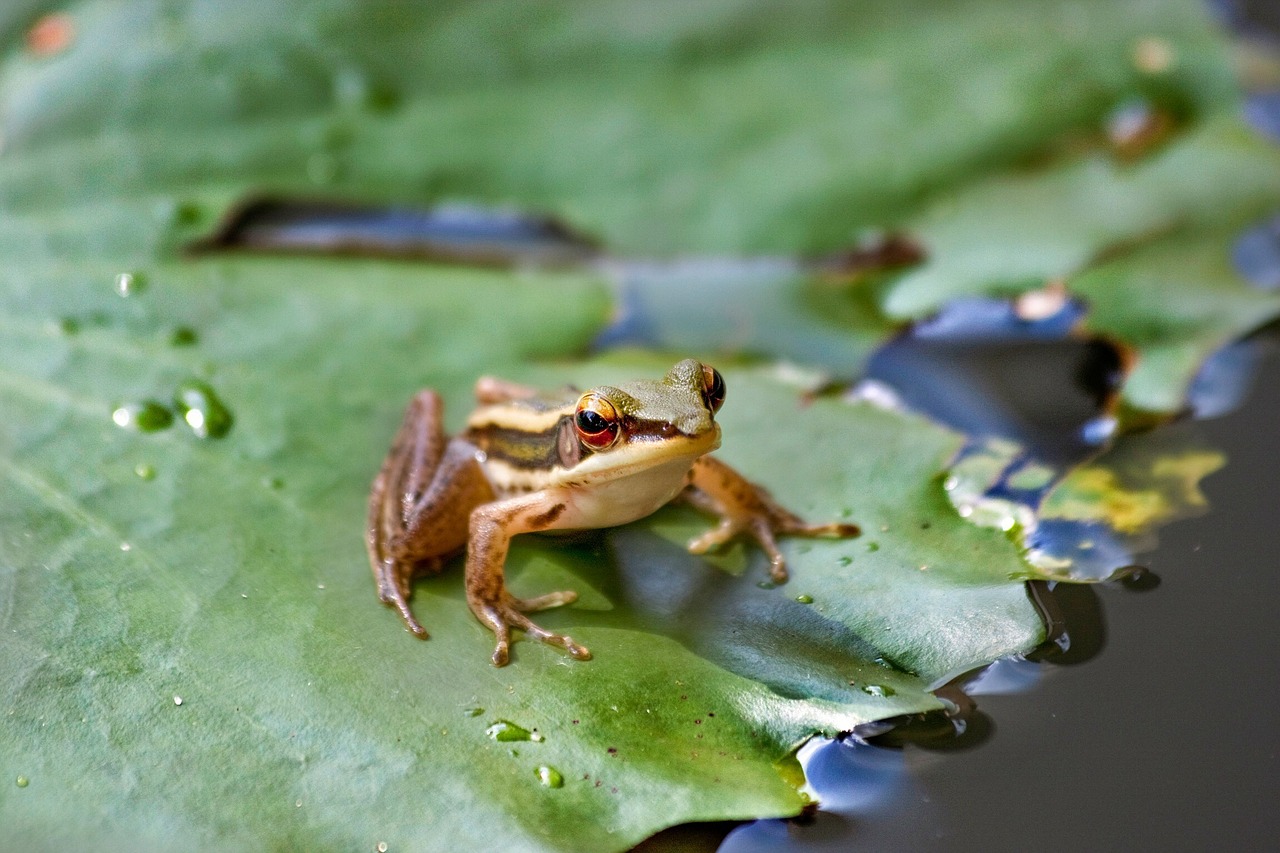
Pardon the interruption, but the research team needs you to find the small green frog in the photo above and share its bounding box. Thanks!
[367,359,859,666]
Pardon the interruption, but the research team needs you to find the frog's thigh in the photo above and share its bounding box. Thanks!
[369,391,444,566]
[368,391,493,637]
[392,439,494,565]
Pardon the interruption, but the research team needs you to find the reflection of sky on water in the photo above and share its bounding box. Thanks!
[962,656,1045,696]
[1244,92,1280,142]
[1233,213,1280,290]
[1025,519,1135,579]
[721,738,930,853]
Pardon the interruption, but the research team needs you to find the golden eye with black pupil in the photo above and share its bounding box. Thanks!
[574,394,620,449]
[700,364,726,414]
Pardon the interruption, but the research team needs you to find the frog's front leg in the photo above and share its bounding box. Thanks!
[465,493,591,667]
[682,456,860,583]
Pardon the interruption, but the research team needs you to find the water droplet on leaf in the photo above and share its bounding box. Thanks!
[1106,98,1174,160]
[112,401,174,432]
[16,775,29,788]
[173,380,233,439]
[170,326,198,347]
[535,765,564,788]
[115,272,146,297]
[795,594,814,604]
[485,720,535,742]
[862,684,896,698]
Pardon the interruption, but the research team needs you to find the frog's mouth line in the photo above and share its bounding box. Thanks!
[569,424,721,482]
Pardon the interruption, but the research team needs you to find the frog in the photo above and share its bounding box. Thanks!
[366,359,860,666]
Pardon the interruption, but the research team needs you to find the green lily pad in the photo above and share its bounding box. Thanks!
[0,263,1041,848]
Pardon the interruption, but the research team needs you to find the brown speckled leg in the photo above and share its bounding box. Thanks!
[683,455,860,583]
[464,493,590,666]
[367,391,494,638]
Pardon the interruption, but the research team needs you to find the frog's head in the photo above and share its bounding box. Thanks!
[565,359,724,480]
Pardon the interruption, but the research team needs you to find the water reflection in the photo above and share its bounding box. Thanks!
[863,296,1121,468]
[1232,213,1280,290]
[719,739,918,852]
[709,575,1111,852]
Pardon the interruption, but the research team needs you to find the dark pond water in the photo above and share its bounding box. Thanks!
[701,330,1280,852]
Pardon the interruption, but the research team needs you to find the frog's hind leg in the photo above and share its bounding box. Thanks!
[473,376,542,405]
[473,375,579,405]
[368,390,493,638]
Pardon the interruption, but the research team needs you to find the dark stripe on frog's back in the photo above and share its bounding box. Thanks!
[465,417,577,470]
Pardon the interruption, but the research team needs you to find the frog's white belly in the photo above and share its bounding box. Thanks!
[552,457,696,530]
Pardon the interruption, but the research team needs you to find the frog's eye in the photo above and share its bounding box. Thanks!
[700,364,726,414]
[574,394,620,449]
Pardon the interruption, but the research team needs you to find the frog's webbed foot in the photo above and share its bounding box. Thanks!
[685,456,860,583]
[474,592,591,667]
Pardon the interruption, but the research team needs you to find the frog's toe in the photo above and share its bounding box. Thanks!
[563,638,593,661]
[491,640,511,667]
[521,619,592,661]
[686,518,738,554]
[476,604,515,666]
[514,589,578,612]
[785,519,861,538]
[746,519,791,583]
[377,571,430,638]
[476,599,589,665]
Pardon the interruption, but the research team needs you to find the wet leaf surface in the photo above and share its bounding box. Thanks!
[0,266,1041,848]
